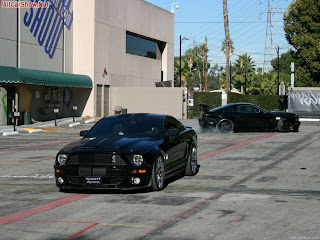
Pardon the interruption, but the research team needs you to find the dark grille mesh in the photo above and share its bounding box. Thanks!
[67,153,127,165]
[66,177,124,185]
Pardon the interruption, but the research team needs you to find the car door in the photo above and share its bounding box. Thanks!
[236,105,270,130]
[163,116,187,175]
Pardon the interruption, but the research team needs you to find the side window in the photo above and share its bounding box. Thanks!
[176,119,186,132]
[237,105,260,113]
[165,117,177,132]
[164,117,185,133]
[222,106,237,113]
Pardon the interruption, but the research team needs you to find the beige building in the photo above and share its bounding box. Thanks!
[0,0,178,126]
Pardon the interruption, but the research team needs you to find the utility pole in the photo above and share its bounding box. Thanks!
[263,0,285,73]
[244,65,247,94]
[179,35,182,87]
[223,0,231,93]
[230,61,232,91]
[276,46,280,95]
[205,36,208,92]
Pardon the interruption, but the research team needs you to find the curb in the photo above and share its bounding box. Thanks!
[3,131,19,136]
[28,129,43,133]
[85,119,96,124]
[300,118,320,122]
[69,122,81,128]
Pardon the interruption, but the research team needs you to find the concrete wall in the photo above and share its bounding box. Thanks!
[110,87,187,119]
[0,7,17,67]
[0,1,74,72]
[73,0,95,117]
[93,0,174,88]
[1,0,175,120]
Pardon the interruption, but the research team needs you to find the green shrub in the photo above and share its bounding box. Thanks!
[228,93,288,111]
[193,92,221,117]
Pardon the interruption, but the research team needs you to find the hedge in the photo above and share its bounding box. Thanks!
[193,92,221,117]
[228,92,287,111]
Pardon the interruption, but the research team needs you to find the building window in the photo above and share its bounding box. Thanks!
[126,33,157,59]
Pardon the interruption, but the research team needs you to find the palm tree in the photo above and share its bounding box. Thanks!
[223,0,231,92]
[174,58,190,87]
[234,54,255,94]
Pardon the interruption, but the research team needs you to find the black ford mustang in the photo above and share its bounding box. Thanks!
[199,102,300,133]
[54,113,198,191]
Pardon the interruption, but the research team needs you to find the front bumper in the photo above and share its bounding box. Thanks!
[54,164,152,190]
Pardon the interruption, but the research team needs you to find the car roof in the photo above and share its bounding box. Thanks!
[209,102,259,111]
[104,113,167,120]
[224,102,256,107]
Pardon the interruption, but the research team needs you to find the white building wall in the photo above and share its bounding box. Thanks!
[93,0,174,88]
[73,0,95,117]
[110,88,187,120]
[0,7,17,67]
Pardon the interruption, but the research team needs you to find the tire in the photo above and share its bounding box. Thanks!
[185,145,198,176]
[151,155,165,191]
[216,119,234,133]
[277,118,292,132]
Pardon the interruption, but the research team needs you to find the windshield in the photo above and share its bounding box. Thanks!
[85,117,163,138]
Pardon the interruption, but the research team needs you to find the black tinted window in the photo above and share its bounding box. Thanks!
[221,106,237,113]
[165,117,185,132]
[237,105,260,113]
[126,33,157,59]
[85,117,163,138]
[165,117,177,131]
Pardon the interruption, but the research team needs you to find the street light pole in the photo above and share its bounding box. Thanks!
[179,35,189,87]
[180,35,182,87]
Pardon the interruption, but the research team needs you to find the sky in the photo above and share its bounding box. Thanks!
[145,0,294,72]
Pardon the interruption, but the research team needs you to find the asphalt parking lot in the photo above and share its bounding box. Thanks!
[0,119,319,240]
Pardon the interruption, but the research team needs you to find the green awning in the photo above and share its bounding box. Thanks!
[0,66,92,88]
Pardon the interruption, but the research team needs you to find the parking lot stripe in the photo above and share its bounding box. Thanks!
[0,194,89,225]
[0,158,55,169]
[0,157,54,163]
[0,139,80,152]
[198,132,278,160]
[68,223,99,239]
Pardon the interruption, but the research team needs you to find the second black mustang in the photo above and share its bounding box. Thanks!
[54,113,198,191]
[199,102,300,133]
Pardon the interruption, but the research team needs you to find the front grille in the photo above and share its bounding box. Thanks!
[66,177,124,186]
[67,153,127,165]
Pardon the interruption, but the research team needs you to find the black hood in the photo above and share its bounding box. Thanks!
[59,136,163,155]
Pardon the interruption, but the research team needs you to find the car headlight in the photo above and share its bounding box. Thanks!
[133,154,143,166]
[57,154,68,166]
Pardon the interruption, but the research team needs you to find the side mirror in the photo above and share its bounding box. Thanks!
[80,130,89,137]
[258,110,264,114]
[165,129,179,137]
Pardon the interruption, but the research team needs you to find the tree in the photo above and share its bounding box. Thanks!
[183,43,210,90]
[208,64,222,90]
[233,54,255,94]
[174,57,190,87]
[223,0,231,93]
[271,50,297,74]
[221,39,235,55]
[284,0,320,86]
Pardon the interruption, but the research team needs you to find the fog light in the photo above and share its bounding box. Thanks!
[57,177,64,184]
[131,177,140,185]
[130,169,147,174]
